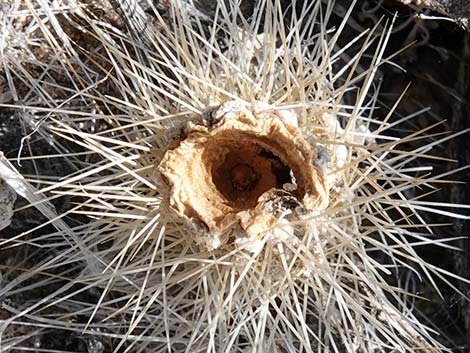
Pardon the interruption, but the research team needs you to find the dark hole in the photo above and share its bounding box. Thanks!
[230,163,259,191]
[258,148,292,187]
[207,141,296,209]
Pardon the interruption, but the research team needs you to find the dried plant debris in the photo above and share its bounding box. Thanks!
[398,0,470,28]
[0,1,469,353]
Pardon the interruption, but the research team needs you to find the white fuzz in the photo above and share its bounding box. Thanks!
[0,1,469,353]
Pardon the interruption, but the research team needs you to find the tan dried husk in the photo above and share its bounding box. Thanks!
[157,101,349,249]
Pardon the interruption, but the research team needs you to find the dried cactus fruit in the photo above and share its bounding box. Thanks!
[158,101,329,242]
